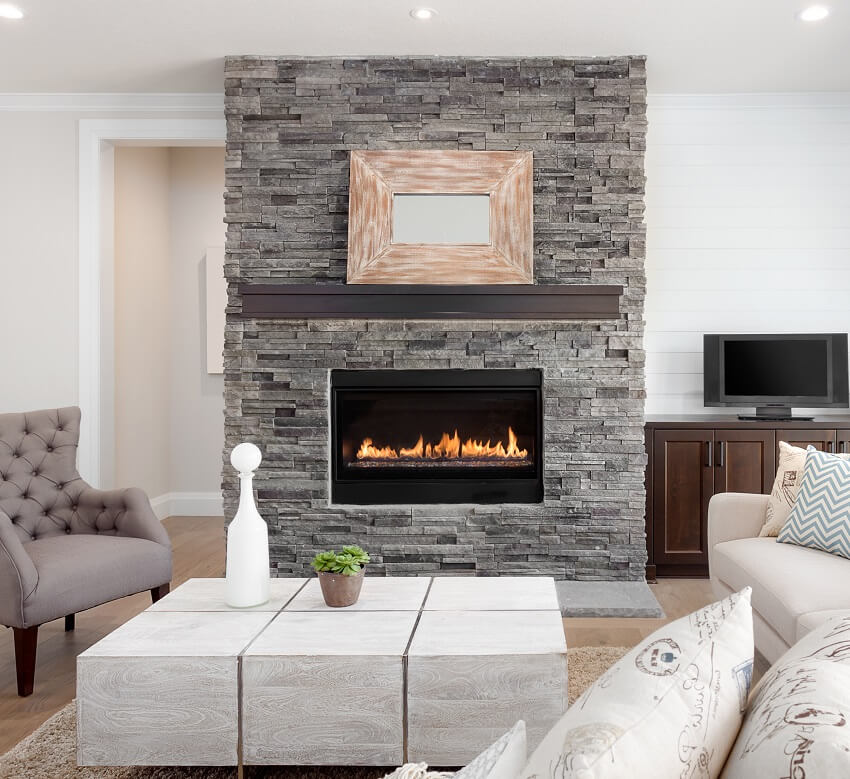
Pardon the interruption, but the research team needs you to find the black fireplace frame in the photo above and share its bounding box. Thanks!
[330,369,544,505]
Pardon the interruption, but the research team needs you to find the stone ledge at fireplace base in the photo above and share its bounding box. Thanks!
[556,580,664,617]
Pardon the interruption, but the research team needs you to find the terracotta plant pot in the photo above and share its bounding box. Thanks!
[317,570,364,607]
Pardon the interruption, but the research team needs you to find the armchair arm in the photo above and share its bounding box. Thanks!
[0,510,38,628]
[707,492,769,550]
[76,486,171,549]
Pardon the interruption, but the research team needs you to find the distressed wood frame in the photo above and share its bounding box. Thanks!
[347,150,533,284]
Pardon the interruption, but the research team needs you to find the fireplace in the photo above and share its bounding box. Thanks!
[331,369,543,505]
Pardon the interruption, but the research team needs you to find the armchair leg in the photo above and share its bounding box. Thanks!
[65,614,75,632]
[150,583,170,604]
[13,626,39,697]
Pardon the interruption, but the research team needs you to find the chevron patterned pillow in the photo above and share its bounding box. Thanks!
[778,446,850,559]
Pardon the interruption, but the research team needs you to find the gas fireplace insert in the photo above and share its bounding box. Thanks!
[330,369,543,504]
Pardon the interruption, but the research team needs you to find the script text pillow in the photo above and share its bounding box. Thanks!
[763,442,850,537]
[722,614,850,778]
[778,447,850,559]
[519,588,754,779]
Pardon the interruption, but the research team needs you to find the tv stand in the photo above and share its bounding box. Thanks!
[644,415,850,580]
[738,415,814,422]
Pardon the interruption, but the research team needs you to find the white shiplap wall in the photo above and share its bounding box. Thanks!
[645,93,850,416]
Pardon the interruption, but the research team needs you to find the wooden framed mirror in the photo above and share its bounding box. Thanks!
[347,150,533,284]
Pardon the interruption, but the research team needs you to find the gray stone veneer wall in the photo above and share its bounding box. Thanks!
[223,56,647,580]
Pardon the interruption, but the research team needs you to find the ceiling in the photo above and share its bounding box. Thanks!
[0,0,846,93]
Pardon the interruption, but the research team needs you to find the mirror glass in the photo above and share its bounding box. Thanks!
[392,194,490,244]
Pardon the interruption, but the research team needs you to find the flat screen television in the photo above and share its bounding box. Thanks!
[704,333,849,420]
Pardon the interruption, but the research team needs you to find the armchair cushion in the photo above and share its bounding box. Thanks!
[22,534,172,628]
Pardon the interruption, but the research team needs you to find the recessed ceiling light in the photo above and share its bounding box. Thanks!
[798,5,830,21]
[410,7,437,20]
[0,3,23,19]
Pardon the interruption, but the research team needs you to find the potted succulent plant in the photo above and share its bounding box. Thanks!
[310,545,370,607]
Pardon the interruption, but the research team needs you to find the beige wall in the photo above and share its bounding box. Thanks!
[113,145,225,499]
[114,147,172,497]
[168,147,226,493]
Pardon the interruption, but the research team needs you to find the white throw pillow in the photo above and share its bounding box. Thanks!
[520,588,754,779]
[384,721,526,779]
[722,614,850,778]
[762,442,850,537]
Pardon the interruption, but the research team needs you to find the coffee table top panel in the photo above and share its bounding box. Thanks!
[245,611,419,657]
[424,576,559,611]
[408,611,567,656]
[285,576,430,612]
[79,611,273,658]
[148,578,308,613]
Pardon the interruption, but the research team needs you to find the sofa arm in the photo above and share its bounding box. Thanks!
[0,510,38,628]
[76,486,171,549]
[708,492,768,550]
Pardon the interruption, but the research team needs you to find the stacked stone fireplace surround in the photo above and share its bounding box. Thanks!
[223,56,648,580]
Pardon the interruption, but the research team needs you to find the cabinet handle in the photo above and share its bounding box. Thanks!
[706,441,713,468]
[828,441,835,454]
[841,441,847,454]
[718,440,726,468]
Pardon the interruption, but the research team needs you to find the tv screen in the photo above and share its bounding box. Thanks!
[703,333,849,416]
[723,338,829,398]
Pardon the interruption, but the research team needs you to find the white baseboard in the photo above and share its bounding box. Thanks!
[150,492,224,521]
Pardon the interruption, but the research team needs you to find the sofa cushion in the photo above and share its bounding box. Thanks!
[762,443,850,537]
[722,614,850,778]
[23,534,172,626]
[713,536,850,646]
[520,588,753,779]
[778,447,850,559]
[797,609,850,642]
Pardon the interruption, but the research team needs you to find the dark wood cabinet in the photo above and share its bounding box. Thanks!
[775,428,836,456]
[645,416,850,579]
[652,430,713,573]
[714,430,775,495]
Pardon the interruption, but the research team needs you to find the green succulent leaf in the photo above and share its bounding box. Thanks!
[311,546,370,576]
[310,551,338,572]
[341,545,370,565]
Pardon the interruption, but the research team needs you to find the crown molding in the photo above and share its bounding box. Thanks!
[0,92,224,112]
[648,92,850,109]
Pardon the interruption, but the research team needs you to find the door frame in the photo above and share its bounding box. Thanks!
[77,118,226,485]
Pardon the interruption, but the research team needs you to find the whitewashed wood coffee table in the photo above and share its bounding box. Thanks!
[77,575,567,768]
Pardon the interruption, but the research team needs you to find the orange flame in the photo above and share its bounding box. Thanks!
[356,427,528,461]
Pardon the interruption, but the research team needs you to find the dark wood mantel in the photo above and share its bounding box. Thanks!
[238,284,623,320]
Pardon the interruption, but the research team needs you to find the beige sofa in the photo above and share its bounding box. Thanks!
[708,491,850,664]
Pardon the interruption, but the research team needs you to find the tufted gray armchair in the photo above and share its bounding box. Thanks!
[0,407,172,696]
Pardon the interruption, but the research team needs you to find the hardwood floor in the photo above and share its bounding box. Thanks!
[0,516,716,756]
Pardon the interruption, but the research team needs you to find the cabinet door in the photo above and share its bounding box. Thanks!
[775,428,837,458]
[715,430,776,495]
[838,430,850,457]
[653,430,714,568]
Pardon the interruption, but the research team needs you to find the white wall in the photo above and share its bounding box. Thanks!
[113,146,225,507]
[0,103,222,420]
[645,94,850,416]
[0,113,80,412]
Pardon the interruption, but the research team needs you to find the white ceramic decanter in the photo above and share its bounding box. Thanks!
[225,442,271,608]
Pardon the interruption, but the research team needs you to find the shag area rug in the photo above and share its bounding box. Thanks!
[0,646,628,779]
